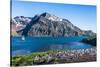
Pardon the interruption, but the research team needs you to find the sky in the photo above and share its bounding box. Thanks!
[11,1,96,32]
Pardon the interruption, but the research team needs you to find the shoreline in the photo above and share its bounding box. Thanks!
[11,47,96,66]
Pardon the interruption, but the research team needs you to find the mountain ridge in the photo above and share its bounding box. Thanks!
[11,12,95,37]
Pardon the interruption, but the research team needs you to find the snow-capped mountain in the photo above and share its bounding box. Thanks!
[11,12,95,37]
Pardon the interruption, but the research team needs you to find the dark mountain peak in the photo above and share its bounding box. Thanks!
[40,12,63,21]
[40,12,51,17]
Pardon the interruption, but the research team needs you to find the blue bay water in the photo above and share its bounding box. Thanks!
[11,36,93,56]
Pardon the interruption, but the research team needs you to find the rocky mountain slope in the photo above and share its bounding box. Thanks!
[11,12,95,37]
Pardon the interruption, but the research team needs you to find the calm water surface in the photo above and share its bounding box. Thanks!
[11,36,93,56]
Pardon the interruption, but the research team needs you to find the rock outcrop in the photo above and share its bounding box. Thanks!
[81,35,96,46]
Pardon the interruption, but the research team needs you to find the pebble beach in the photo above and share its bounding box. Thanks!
[33,47,96,65]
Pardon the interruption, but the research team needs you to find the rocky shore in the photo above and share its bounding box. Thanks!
[82,37,96,46]
[12,47,96,66]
